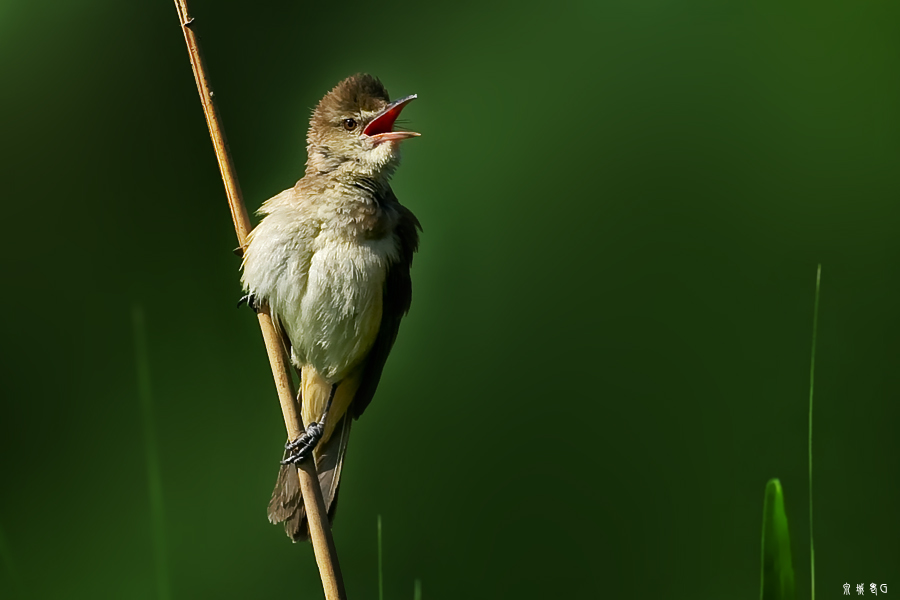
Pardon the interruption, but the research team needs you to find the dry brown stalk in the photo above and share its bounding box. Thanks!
[171,2,347,598]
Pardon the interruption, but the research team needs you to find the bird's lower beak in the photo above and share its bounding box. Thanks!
[364,94,420,143]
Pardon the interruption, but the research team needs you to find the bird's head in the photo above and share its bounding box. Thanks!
[306,74,419,179]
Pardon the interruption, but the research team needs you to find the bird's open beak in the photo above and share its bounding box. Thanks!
[364,94,420,143]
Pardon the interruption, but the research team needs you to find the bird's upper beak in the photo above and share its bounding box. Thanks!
[363,94,420,143]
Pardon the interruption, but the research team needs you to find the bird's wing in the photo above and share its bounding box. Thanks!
[352,201,421,419]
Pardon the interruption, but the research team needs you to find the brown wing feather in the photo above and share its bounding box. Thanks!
[352,200,420,419]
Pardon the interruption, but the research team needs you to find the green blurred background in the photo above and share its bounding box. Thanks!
[1,1,898,598]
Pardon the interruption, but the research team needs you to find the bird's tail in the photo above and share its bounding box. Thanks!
[267,414,352,542]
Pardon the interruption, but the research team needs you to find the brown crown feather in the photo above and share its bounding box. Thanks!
[310,74,390,128]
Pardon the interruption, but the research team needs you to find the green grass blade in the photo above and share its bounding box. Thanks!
[413,578,422,600]
[0,522,21,598]
[133,306,171,600]
[808,264,821,600]
[378,514,384,600]
[760,479,796,600]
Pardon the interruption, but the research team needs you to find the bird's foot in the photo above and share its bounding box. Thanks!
[237,294,257,311]
[281,422,325,465]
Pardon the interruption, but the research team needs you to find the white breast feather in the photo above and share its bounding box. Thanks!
[242,205,399,383]
[289,233,397,381]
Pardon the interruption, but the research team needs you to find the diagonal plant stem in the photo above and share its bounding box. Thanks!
[808,265,821,600]
[171,2,345,598]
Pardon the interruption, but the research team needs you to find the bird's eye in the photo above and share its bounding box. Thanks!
[342,118,358,131]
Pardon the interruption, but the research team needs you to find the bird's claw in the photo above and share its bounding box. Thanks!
[281,422,325,465]
[237,294,257,311]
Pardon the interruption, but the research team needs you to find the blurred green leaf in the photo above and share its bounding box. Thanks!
[133,306,171,600]
[378,515,384,600]
[0,522,21,599]
[808,265,821,600]
[760,479,796,600]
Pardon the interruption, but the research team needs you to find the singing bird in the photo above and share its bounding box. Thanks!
[240,74,421,540]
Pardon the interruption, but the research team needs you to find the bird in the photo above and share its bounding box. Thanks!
[239,74,421,541]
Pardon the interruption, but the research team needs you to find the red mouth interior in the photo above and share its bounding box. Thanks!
[363,105,404,136]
